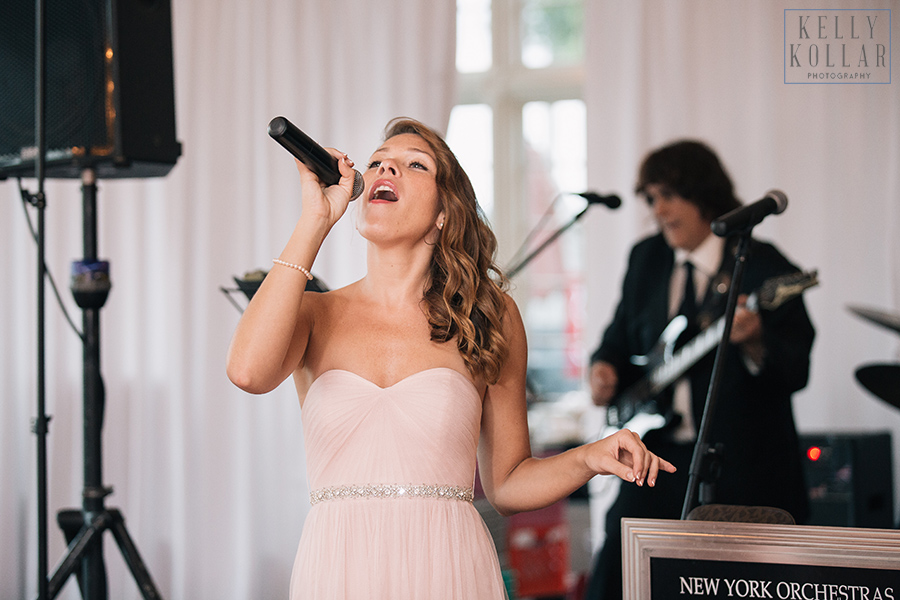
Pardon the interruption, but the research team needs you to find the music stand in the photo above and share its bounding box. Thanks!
[221,271,330,313]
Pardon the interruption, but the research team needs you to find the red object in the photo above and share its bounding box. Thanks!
[507,500,570,598]
[807,446,822,461]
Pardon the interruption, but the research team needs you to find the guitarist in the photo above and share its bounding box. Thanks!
[585,140,815,600]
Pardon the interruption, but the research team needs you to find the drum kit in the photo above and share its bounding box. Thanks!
[847,304,900,410]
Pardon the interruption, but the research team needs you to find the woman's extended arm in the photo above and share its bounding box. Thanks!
[477,296,675,516]
[226,153,356,394]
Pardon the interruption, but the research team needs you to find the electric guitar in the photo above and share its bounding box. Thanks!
[604,270,819,436]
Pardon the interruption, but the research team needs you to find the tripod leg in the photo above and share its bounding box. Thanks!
[46,512,110,599]
[57,510,112,598]
[107,509,164,600]
[56,510,86,595]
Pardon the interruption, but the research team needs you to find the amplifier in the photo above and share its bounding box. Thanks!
[800,432,894,528]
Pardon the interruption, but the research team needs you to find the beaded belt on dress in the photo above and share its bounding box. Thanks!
[310,484,474,505]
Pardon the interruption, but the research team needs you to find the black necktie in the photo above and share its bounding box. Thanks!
[679,261,698,324]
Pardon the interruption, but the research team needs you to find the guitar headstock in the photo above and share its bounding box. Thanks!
[757,270,819,311]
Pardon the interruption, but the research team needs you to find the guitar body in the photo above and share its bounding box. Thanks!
[604,316,686,435]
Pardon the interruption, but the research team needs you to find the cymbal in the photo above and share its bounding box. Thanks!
[847,304,900,335]
[855,363,900,409]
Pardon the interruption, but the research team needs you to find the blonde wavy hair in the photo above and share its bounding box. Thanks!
[383,117,510,384]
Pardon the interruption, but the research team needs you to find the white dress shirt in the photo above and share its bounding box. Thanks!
[669,233,725,441]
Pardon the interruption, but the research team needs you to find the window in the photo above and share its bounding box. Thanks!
[520,0,584,69]
[448,0,585,399]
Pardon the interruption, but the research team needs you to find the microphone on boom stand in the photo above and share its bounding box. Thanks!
[505,190,621,279]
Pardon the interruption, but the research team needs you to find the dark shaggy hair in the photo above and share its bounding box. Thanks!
[636,140,742,220]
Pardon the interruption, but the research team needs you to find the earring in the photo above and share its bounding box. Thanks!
[437,221,444,230]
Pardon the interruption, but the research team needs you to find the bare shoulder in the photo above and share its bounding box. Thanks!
[493,292,527,384]
[500,292,525,335]
[501,291,521,315]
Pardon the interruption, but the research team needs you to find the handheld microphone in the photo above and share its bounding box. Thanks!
[576,191,622,209]
[711,190,788,237]
[267,116,364,200]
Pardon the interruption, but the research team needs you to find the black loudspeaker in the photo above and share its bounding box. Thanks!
[0,0,181,179]
[800,432,895,528]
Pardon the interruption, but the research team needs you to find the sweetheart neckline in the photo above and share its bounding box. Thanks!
[311,366,479,395]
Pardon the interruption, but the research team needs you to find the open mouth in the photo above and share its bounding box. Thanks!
[371,184,398,202]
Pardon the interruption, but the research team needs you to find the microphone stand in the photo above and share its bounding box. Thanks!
[505,205,591,279]
[503,197,617,404]
[680,229,753,519]
[25,0,50,596]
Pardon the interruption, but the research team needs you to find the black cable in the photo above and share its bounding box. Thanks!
[18,178,85,342]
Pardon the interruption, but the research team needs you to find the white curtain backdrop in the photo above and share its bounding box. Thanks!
[1,0,456,598]
[4,1,900,598]
[583,0,900,514]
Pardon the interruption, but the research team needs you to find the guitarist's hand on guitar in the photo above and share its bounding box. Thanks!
[585,429,676,487]
[590,361,618,406]
[730,294,766,366]
[730,294,762,344]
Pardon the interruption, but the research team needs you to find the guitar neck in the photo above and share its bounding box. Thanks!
[647,287,762,392]
[648,316,726,393]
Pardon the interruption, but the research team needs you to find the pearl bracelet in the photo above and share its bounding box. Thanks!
[272,258,313,280]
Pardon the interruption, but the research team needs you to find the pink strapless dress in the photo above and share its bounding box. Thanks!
[289,368,508,600]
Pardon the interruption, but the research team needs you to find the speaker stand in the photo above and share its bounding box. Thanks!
[44,169,163,600]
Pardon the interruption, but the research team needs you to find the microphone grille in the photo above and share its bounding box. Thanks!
[267,116,287,138]
[766,189,788,214]
[604,194,623,209]
[350,170,364,201]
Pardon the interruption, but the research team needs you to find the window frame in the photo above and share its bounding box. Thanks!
[456,0,584,271]
[455,0,586,396]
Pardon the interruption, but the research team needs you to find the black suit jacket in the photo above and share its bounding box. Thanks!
[591,233,815,522]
